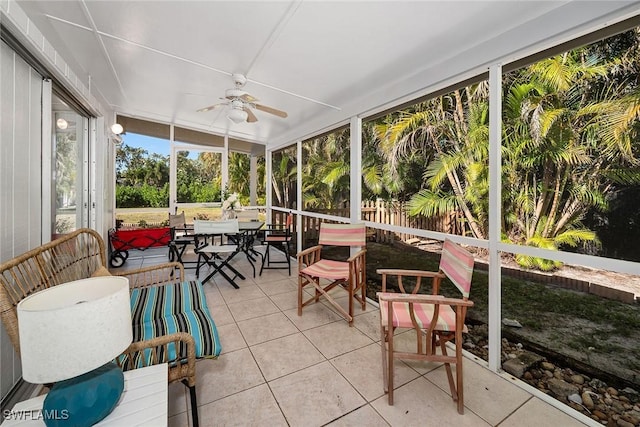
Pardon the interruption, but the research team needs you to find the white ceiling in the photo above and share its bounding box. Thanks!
[15,1,640,148]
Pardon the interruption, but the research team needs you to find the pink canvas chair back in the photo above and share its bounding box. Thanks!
[318,223,366,247]
[439,239,474,298]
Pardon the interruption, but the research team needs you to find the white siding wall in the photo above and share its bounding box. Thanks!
[0,40,43,399]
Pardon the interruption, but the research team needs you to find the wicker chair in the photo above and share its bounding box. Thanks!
[0,228,203,427]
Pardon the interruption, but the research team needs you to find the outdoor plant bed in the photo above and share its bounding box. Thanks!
[363,241,640,402]
[465,324,640,426]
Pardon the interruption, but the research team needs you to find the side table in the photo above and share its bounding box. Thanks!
[2,363,168,426]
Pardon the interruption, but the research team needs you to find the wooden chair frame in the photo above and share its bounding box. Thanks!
[377,239,474,414]
[297,222,367,326]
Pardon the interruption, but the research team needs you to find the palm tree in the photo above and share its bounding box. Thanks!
[272,146,297,209]
[375,83,490,239]
[376,48,640,270]
[301,128,351,211]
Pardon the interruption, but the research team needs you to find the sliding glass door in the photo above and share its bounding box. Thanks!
[51,92,89,239]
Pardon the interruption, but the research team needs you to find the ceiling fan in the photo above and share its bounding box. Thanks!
[197,74,288,123]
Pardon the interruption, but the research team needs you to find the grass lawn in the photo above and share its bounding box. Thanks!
[116,207,224,226]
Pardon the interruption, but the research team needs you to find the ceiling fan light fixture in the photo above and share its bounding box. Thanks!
[227,108,248,124]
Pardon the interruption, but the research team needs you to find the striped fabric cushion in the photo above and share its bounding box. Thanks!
[379,292,464,333]
[318,223,366,247]
[123,280,221,368]
[439,239,474,298]
[264,235,291,242]
[301,259,349,280]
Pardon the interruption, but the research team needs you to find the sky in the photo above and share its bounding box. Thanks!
[122,133,200,159]
[122,133,169,156]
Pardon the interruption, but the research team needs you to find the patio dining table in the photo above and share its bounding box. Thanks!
[172,220,265,277]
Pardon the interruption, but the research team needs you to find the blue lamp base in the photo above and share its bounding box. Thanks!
[42,362,124,427]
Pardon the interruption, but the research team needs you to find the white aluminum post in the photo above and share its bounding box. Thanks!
[169,125,177,213]
[41,79,53,242]
[250,154,258,205]
[222,135,229,192]
[266,148,272,224]
[488,64,503,372]
[350,117,363,256]
[296,140,302,251]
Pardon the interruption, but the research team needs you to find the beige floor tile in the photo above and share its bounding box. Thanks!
[371,377,490,426]
[498,396,586,427]
[353,310,383,342]
[197,384,287,427]
[218,283,267,304]
[203,285,224,307]
[168,412,189,427]
[257,277,297,296]
[283,302,344,331]
[195,348,265,406]
[133,256,588,427]
[325,404,390,427]
[330,343,420,402]
[227,296,280,322]
[168,381,187,417]
[303,321,374,359]
[321,294,369,318]
[216,322,247,353]
[270,361,366,427]
[237,312,298,346]
[269,289,298,311]
[250,333,325,381]
[425,358,531,425]
[208,303,235,326]
[256,268,292,283]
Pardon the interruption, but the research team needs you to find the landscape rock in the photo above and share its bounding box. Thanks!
[621,388,640,404]
[590,378,608,390]
[503,358,527,378]
[582,391,595,409]
[568,393,583,405]
[617,419,634,427]
[502,318,523,328]
[593,410,607,420]
[548,378,580,398]
[503,351,545,378]
[541,361,555,371]
[571,374,585,385]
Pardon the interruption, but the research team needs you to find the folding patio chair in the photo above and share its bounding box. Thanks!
[297,222,367,326]
[169,211,195,266]
[377,239,475,414]
[260,212,293,276]
[193,219,246,289]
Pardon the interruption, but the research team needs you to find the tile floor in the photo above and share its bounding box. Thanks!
[116,248,594,427]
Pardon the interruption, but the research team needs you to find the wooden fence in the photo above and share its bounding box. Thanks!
[297,200,463,245]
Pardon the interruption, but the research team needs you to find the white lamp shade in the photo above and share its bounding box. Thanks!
[17,276,132,384]
[227,108,248,124]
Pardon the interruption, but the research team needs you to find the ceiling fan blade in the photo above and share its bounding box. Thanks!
[254,103,288,118]
[244,107,258,123]
[240,93,259,103]
[196,103,225,112]
[225,93,259,103]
